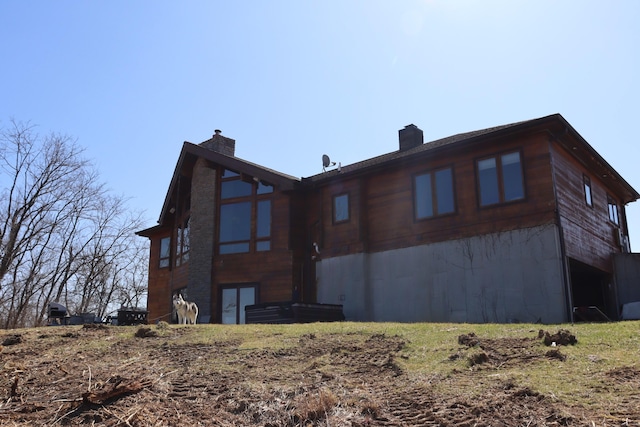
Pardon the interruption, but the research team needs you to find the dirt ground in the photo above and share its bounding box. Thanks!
[0,324,638,426]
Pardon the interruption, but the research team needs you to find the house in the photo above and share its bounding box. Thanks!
[136,114,640,324]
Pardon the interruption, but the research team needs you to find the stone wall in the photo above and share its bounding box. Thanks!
[187,158,217,321]
[199,130,235,156]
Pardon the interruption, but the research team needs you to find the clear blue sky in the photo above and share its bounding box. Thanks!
[1,1,639,248]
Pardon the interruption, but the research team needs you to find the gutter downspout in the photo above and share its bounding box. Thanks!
[548,134,574,323]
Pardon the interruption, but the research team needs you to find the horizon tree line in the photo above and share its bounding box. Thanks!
[0,119,147,328]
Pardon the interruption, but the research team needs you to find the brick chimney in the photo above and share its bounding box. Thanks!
[398,124,423,151]
[199,129,235,156]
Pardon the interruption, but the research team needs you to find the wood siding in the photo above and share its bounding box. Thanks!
[145,183,304,323]
[551,142,623,272]
[142,117,638,324]
[145,227,189,323]
[311,132,557,257]
[210,191,302,322]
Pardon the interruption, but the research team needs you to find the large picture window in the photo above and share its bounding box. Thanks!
[477,151,525,206]
[220,202,251,254]
[414,167,455,219]
[218,169,273,254]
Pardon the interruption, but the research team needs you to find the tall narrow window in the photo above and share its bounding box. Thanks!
[256,200,271,251]
[333,193,350,223]
[477,151,524,206]
[159,237,170,268]
[584,175,593,207]
[478,158,499,206]
[608,195,619,225]
[501,152,524,202]
[415,167,455,219]
[175,217,190,266]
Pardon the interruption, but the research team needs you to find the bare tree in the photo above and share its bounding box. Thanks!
[0,120,147,328]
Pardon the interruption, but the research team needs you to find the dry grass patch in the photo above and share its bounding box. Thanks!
[1,321,639,426]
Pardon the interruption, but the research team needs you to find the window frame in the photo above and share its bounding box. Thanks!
[413,166,456,220]
[219,283,258,324]
[607,194,619,226]
[476,149,526,207]
[159,236,171,268]
[175,216,190,266]
[584,175,593,208]
[332,193,350,224]
[217,169,273,255]
[219,202,252,254]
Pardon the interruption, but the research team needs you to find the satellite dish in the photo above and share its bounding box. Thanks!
[322,154,336,172]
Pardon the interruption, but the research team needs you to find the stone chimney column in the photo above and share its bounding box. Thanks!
[199,130,235,156]
[187,157,217,322]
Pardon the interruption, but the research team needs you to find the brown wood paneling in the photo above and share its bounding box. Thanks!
[211,249,296,321]
[144,229,189,323]
[313,132,558,255]
[321,179,362,255]
[551,142,623,272]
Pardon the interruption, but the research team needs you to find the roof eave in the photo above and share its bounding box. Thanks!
[303,114,639,204]
[306,114,564,186]
[552,115,640,204]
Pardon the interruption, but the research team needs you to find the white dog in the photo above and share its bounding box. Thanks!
[173,294,198,324]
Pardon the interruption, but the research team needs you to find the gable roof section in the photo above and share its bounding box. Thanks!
[156,142,300,226]
[550,115,639,204]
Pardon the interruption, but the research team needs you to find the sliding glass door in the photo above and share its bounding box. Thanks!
[221,285,257,324]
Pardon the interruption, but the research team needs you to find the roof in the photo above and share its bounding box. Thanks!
[137,113,639,237]
[304,119,530,182]
[304,113,640,204]
[142,142,301,232]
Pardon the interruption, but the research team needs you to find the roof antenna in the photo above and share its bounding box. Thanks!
[322,154,336,172]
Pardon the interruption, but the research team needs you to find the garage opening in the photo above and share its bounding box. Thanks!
[569,258,616,321]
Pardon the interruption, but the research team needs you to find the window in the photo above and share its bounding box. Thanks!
[584,175,593,207]
[333,193,349,223]
[415,167,455,219]
[477,151,525,206]
[257,182,274,194]
[608,195,619,225]
[221,285,257,324]
[159,237,170,268]
[175,217,190,266]
[220,202,251,254]
[218,169,273,254]
[256,200,271,251]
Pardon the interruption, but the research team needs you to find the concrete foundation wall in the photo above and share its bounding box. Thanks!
[316,225,567,323]
[613,253,640,306]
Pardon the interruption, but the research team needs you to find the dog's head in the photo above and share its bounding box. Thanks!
[173,294,185,309]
